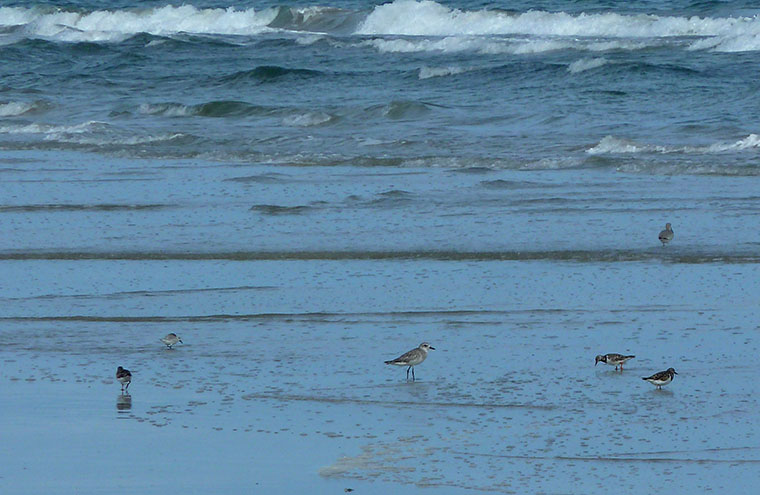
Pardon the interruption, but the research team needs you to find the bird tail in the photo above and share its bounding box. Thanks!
[641,377,648,380]
[627,355,636,359]
[384,360,393,365]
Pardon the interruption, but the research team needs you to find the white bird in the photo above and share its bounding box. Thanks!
[642,368,678,389]
[384,342,435,381]
[160,333,183,349]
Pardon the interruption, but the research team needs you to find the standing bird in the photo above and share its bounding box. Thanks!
[160,333,183,349]
[642,368,678,389]
[116,366,132,393]
[384,342,435,381]
[595,353,636,371]
[658,223,674,246]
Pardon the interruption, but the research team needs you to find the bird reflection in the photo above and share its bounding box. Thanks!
[116,393,132,411]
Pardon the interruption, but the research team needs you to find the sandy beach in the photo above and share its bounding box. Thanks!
[2,199,759,493]
[4,1,760,491]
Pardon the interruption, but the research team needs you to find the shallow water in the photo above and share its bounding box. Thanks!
[2,0,760,492]
[2,151,760,493]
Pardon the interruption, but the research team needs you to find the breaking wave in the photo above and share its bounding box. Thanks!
[2,2,760,52]
[138,101,271,118]
[0,120,186,146]
[0,100,49,117]
[418,65,473,79]
[0,5,277,42]
[587,134,760,155]
[568,57,609,74]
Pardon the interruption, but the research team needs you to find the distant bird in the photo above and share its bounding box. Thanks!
[642,368,678,389]
[595,353,636,371]
[116,366,132,393]
[658,223,674,246]
[384,342,435,381]
[160,333,183,349]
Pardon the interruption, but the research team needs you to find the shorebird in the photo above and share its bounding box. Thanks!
[384,342,435,381]
[160,333,183,349]
[642,368,677,389]
[658,223,674,246]
[595,353,635,371]
[116,366,132,393]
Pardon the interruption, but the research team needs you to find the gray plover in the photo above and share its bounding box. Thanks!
[384,342,435,381]
[658,223,674,246]
[116,366,132,393]
[642,368,677,389]
[595,353,635,371]
[160,332,183,349]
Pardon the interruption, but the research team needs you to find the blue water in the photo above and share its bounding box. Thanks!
[3,0,760,173]
[1,2,760,494]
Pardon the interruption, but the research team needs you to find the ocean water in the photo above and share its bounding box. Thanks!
[1,1,759,493]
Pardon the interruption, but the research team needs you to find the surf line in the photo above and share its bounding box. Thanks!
[447,451,760,464]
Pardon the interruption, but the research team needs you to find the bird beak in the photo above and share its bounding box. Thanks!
[674,371,678,374]
[179,339,183,343]
[595,361,598,366]
[429,346,436,350]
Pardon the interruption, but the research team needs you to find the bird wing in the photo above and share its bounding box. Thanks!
[644,370,668,381]
[389,348,421,364]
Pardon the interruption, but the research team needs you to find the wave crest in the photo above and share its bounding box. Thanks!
[0,100,46,117]
[139,101,269,118]
[587,134,760,155]
[4,2,760,53]
[219,66,322,85]
[0,5,278,42]
[357,0,749,38]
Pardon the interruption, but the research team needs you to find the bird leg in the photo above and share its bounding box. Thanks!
[406,366,411,381]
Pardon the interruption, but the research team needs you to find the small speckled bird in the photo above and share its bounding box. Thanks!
[642,368,678,389]
[116,366,132,393]
[595,353,635,371]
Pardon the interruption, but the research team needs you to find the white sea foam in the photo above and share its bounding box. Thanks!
[690,31,760,52]
[704,134,760,152]
[0,7,37,26]
[282,112,333,127]
[0,101,37,117]
[365,32,660,54]
[0,120,183,146]
[5,2,760,52]
[0,121,102,135]
[568,57,609,74]
[357,0,751,38]
[139,103,195,117]
[295,34,325,46]
[588,134,760,155]
[355,0,760,53]
[2,5,278,42]
[46,132,185,145]
[366,36,573,55]
[418,65,471,79]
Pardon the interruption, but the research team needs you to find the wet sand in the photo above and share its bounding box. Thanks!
[2,151,760,493]
[2,257,759,493]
